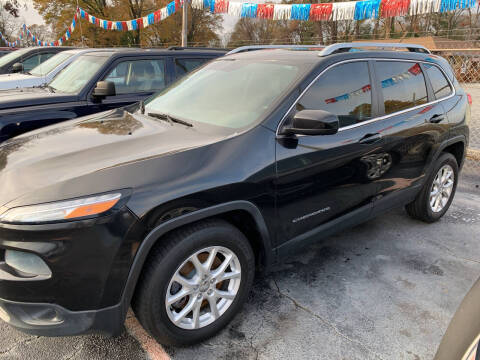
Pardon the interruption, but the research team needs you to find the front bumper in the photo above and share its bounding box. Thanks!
[0,206,145,335]
[0,297,124,336]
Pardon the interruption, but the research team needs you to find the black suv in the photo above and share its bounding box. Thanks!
[0,47,225,142]
[0,46,69,74]
[0,43,469,346]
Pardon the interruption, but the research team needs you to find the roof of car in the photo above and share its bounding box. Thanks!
[78,47,227,57]
[223,48,436,64]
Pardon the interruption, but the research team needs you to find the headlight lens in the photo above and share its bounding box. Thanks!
[0,193,122,224]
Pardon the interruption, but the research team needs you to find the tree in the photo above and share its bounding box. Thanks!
[0,0,20,45]
[32,0,222,47]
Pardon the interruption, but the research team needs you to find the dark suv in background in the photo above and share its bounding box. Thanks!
[0,43,469,346]
[0,47,226,142]
[0,47,68,74]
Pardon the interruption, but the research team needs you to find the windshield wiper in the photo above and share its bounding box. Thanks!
[147,112,193,127]
[46,85,55,93]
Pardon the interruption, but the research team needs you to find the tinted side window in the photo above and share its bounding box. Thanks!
[104,59,166,95]
[175,58,208,78]
[296,61,372,128]
[424,64,452,99]
[376,61,428,115]
[21,54,43,72]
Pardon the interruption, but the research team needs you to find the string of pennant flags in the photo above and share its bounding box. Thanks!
[0,0,477,48]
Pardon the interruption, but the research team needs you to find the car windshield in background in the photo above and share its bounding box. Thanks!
[145,59,304,130]
[29,52,74,77]
[49,54,110,94]
[0,48,31,67]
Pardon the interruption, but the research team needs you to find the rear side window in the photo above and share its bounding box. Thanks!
[175,58,208,78]
[376,61,428,115]
[423,64,452,99]
[104,59,166,94]
[296,61,372,128]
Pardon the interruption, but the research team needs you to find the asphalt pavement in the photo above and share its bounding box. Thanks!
[0,165,479,360]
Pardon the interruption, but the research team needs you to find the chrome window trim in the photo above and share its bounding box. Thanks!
[275,57,456,137]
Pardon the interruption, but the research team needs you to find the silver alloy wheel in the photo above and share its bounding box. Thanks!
[165,246,242,330]
[429,164,455,213]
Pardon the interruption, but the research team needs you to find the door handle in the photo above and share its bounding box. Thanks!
[429,114,445,123]
[359,133,383,145]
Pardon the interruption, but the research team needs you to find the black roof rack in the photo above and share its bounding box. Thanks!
[167,46,228,52]
[318,42,431,56]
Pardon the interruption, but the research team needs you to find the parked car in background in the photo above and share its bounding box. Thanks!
[435,276,480,360]
[0,47,17,57]
[0,47,226,142]
[0,43,469,346]
[0,48,110,90]
[0,47,71,74]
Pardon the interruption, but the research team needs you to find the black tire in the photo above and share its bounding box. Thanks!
[406,152,458,223]
[132,219,255,346]
[434,277,480,360]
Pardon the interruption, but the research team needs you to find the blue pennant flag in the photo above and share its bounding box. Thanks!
[291,4,311,20]
[241,3,258,17]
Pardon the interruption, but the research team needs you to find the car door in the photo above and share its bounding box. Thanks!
[275,60,386,247]
[369,60,451,213]
[91,57,168,111]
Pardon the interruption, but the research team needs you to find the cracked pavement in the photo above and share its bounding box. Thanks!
[0,165,479,360]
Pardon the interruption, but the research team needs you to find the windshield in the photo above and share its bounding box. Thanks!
[0,48,31,68]
[30,52,74,77]
[49,54,110,94]
[145,59,304,130]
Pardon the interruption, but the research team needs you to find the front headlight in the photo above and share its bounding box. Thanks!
[0,192,122,224]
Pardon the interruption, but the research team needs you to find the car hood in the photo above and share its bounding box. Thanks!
[0,88,77,110]
[0,73,44,90]
[0,107,227,209]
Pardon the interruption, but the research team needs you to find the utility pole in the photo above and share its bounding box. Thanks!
[181,0,188,46]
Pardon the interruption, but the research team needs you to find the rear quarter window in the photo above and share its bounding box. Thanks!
[423,64,452,99]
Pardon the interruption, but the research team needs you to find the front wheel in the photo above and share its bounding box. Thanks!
[406,152,458,223]
[132,219,255,346]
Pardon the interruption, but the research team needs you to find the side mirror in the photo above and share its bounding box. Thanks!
[11,62,24,73]
[281,110,339,136]
[92,81,116,98]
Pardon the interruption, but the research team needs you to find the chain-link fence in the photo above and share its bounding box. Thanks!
[430,50,479,179]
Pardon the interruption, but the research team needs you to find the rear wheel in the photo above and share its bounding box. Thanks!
[406,152,458,223]
[132,219,255,346]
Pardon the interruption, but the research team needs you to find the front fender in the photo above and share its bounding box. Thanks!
[118,200,273,318]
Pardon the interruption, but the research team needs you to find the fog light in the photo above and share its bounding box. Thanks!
[5,250,52,277]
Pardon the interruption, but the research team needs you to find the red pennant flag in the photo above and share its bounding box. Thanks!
[362,84,371,92]
[62,35,66,42]
[85,13,90,21]
[310,3,333,21]
[122,21,128,30]
[381,0,410,17]
[74,13,78,22]
[95,18,100,26]
[408,63,422,75]
[107,21,113,29]
[325,98,337,104]
[137,18,144,29]
[154,10,161,23]
[175,0,181,11]
[214,0,229,13]
[257,4,274,18]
